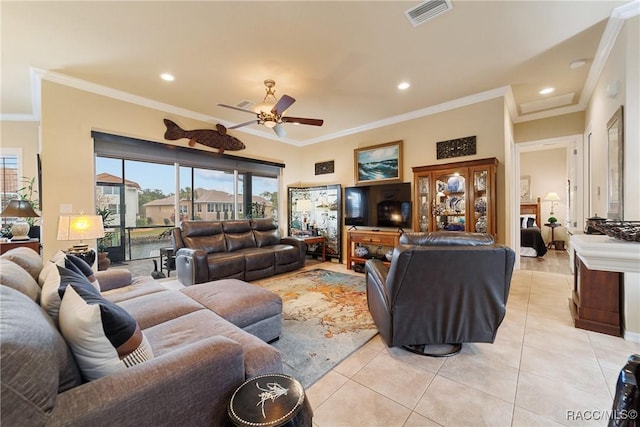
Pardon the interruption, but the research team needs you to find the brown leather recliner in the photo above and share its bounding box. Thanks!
[365,231,515,356]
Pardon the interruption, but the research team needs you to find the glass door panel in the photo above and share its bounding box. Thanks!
[249,175,278,220]
[435,171,466,231]
[417,176,430,232]
[472,169,488,232]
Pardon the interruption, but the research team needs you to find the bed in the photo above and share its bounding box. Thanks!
[520,197,547,257]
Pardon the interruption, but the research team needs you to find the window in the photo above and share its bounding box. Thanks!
[1,150,21,228]
[94,132,283,260]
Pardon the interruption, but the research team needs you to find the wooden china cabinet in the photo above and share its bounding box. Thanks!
[412,157,498,238]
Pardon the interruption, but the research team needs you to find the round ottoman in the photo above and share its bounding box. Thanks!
[228,373,312,427]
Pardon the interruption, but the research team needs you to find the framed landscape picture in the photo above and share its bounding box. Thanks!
[354,140,403,185]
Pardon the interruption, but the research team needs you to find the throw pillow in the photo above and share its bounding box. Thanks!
[57,266,154,381]
[40,254,100,323]
[38,250,66,286]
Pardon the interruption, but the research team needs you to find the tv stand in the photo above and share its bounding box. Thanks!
[346,229,402,270]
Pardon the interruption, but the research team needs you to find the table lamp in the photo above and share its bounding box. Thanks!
[57,214,105,265]
[296,199,313,230]
[544,192,561,215]
[0,200,40,241]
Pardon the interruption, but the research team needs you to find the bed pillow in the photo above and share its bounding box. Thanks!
[57,266,154,381]
[520,215,537,228]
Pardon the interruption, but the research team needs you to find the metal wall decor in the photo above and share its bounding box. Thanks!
[315,160,334,175]
[436,136,477,160]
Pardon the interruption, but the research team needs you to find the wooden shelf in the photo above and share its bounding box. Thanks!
[0,239,40,255]
[346,230,401,270]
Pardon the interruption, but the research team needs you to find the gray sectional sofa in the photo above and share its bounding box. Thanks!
[172,218,307,286]
[0,247,284,426]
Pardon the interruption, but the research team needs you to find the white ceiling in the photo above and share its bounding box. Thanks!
[1,1,636,146]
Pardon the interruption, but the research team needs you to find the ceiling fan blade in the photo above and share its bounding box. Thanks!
[228,119,258,129]
[281,116,324,126]
[217,103,256,115]
[272,95,296,116]
[273,123,287,138]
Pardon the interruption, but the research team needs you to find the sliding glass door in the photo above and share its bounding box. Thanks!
[95,141,281,262]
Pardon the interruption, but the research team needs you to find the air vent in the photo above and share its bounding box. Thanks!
[405,0,453,27]
[236,100,255,110]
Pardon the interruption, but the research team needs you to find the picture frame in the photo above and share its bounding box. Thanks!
[354,140,402,185]
[520,175,531,203]
[607,106,624,220]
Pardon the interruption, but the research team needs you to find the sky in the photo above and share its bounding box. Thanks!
[96,157,276,196]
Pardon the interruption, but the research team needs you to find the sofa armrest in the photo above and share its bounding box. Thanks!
[95,269,133,292]
[49,336,245,427]
[281,237,307,263]
[175,247,209,286]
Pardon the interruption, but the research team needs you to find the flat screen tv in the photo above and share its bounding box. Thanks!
[344,182,412,229]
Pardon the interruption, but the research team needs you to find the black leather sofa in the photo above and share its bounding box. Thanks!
[172,218,307,286]
[365,231,515,356]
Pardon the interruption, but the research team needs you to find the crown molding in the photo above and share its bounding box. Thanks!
[298,86,511,146]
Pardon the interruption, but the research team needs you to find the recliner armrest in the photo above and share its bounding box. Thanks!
[281,237,307,262]
[365,259,389,285]
[175,248,209,286]
[365,259,392,306]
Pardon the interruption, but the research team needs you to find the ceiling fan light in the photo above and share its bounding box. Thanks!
[264,120,277,128]
[254,102,275,114]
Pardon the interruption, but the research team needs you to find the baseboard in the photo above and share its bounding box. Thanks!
[623,329,640,343]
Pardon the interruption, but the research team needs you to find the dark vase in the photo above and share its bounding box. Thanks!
[97,252,111,271]
[28,225,40,239]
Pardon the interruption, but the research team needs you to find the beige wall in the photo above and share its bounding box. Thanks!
[7,87,510,261]
[299,98,509,253]
[513,112,584,143]
[39,81,303,260]
[585,15,639,221]
[0,120,40,193]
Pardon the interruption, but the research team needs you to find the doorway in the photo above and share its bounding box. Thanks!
[511,134,583,271]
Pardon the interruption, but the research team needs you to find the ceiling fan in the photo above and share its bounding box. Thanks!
[217,79,324,137]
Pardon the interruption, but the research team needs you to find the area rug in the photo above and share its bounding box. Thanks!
[253,268,378,388]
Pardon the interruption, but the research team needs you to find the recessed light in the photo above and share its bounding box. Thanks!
[539,87,555,95]
[160,73,175,82]
[397,82,410,90]
[569,59,587,69]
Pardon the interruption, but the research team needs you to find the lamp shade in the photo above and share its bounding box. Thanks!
[296,200,313,212]
[1,200,40,241]
[0,200,39,218]
[57,215,105,241]
[544,192,561,201]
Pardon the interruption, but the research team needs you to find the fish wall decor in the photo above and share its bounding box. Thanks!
[163,119,246,154]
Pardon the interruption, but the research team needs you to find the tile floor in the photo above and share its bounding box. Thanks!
[305,263,639,427]
[118,255,639,426]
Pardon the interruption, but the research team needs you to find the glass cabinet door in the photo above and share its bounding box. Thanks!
[417,176,430,232]
[434,171,466,232]
[471,168,489,233]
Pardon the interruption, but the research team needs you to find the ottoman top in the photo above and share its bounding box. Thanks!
[228,373,306,427]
